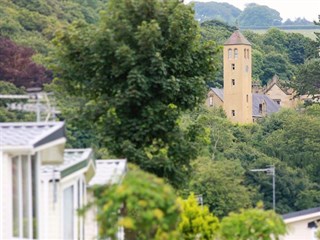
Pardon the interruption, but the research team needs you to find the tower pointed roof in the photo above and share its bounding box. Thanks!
[224,30,251,46]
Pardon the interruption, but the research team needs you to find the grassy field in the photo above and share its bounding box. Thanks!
[251,28,319,40]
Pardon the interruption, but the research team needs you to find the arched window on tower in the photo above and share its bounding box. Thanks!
[228,49,232,59]
[234,48,238,59]
[247,49,250,59]
[244,49,247,58]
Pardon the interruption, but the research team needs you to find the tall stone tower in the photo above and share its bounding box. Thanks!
[223,30,252,124]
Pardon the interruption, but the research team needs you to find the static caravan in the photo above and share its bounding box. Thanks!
[41,148,96,240]
[86,159,127,240]
[0,122,66,239]
[281,207,320,240]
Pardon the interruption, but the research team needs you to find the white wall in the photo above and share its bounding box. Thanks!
[42,171,88,240]
[1,152,13,239]
[282,217,320,240]
[85,191,98,240]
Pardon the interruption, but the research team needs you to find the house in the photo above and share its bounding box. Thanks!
[263,75,297,108]
[208,87,280,122]
[0,122,66,239]
[207,88,224,108]
[41,148,95,239]
[281,207,320,240]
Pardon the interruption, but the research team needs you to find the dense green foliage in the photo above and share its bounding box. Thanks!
[0,0,107,59]
[238,3,282,27]
[178,193,219,240]
[314,15,320,43]
[90,165,286,239]
[220,203,286,240]
[193,1,241,24]
[188,157,252,218]
[192,2,313,27]
[52,0,219,187]
[91,164,181,240]
[177,106,320,215]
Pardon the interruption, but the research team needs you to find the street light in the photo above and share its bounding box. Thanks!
[250,165,276,211]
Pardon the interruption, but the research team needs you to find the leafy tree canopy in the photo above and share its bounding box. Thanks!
[192,1,241,24]
[238,3,282,27]
[220,203,286,240]
[178,193,220,240]
[52,0,219,187]
[293,59,320,97]
[0,38,51,88]
[90,164,181,240]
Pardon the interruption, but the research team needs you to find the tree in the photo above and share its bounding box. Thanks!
[193,2,241,24]
[260,51,293,85]
[52,0,218,186]
[286,33,318,65]
[90,165,181,240]
[0,38,51,88]
[188,157,252,218]
[293,59,320,98]
[238,3,282,27]
[315,15,320,44]
[178,193,220,240]
[220,203,286,240]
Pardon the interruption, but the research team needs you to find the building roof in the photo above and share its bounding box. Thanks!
[42,148,94,179]
[210,87,224,101]
[283,207,320,221]
[263,75,293,95]
[89,159,127,186]
[224,30,251,46]
[210,88,280,117]
[252,93,280,117]
[0,122,65,150]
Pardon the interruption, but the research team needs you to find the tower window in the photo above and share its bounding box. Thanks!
[232,79,235,86]
[259,104,263,114]
[234,49,238,59]
[231,110,235,116]
[231,64,235,70]
[228,49,232,59]
[246,94,248,102]
[209,96,213,106]
[245,65,249,72]
[247,49,250,59]
[244,49,247,58]
[274,99,281,105]
[259,101,267,116]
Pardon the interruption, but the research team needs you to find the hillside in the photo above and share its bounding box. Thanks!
[192,1,314,28]
[192,1,241,24]
[0,0,107,57]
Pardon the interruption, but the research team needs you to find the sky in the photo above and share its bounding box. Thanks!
[185,0,320,22]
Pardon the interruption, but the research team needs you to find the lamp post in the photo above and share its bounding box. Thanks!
[250,165,276,211]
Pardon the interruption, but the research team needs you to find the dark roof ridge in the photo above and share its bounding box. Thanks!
[283,207,320,220]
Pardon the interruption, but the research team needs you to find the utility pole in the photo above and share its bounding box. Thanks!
[250,165,276,211]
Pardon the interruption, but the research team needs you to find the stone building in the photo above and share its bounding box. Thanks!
[207,30,281,123]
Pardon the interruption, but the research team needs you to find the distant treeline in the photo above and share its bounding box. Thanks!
[241,25,320,30]
[193,2,316,28]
